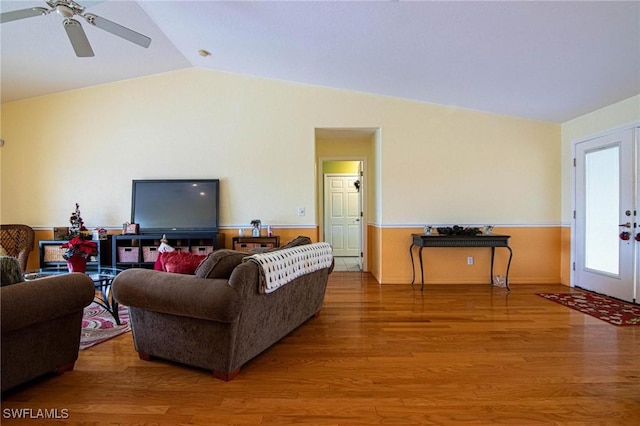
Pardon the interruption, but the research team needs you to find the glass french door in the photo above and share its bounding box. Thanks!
[574,128,637,302]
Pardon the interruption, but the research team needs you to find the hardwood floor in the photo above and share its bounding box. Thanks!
[3,272,640,425]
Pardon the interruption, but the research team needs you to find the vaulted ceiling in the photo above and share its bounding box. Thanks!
[2,1,639,123]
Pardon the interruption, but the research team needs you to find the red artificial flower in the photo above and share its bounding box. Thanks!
[61,237,98,260]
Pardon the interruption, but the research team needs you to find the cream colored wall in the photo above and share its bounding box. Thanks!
[379,103,561,226]
[1,68,562,283]
[559,94,640,285]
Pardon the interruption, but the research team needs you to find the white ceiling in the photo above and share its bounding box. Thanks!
[1,0,639,123]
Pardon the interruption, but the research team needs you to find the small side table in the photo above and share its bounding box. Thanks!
[409,234,513,291]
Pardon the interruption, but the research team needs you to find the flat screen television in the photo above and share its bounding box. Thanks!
[131,179,220,234]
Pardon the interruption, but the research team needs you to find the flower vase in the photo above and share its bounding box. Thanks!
[66,256,87,273]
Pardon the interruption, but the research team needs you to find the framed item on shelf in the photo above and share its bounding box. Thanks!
[124,223,139,235]
[53,227,69,240]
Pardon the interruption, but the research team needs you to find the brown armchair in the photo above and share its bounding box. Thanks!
[0,224,35,271]
[1,257,95,393]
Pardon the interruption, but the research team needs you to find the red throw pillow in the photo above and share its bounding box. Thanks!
[156,251,207,275]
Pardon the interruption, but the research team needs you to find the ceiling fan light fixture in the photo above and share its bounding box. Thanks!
[198,49,211,57]
[1,0,151,56]
[55,5,75,18]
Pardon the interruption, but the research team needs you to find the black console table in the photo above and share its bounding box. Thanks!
[409,234,513,291]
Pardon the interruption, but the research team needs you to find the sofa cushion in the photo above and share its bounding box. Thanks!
[195,250,248,279]
[157,251,207,275]
[0,256,24,286]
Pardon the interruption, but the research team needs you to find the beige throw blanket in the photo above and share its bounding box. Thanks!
[244,242,333,293]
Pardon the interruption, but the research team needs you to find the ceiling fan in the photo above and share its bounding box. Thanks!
[0,0,151,57]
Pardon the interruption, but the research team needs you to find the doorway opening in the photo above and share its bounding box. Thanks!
[315,128,377,273]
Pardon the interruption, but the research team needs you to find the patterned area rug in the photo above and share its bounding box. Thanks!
[537,292,640,326]
[80,302,131,350]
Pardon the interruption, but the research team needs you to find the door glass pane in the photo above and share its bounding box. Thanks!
[585,146,619,275]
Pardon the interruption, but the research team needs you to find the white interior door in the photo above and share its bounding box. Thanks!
[325,174,360,257]
[574,128,636,302]
[357,162,364,270]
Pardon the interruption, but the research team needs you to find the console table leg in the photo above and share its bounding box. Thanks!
[419,247,425,291]
[410,244,416,286]
[504,247,513,291]
[490,247,495,284]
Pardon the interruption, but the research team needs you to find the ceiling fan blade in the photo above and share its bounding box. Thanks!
[64,19,94,57]
[85,14,151,48]
[0,7,48,24]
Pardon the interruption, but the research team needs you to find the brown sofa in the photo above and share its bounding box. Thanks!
[112,241,333,380]
[1,257,95,393]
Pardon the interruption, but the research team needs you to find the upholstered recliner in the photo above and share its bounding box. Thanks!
[0,224,35,272]
[1,256,95,393]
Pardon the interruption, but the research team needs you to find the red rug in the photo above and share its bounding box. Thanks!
[537,292,640,326]
[80,302,131,349]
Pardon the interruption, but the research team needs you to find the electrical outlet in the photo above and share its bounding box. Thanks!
[297,207,305,216]
[467,256,474,265]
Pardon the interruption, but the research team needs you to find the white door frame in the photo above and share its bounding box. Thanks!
[571,121,640,302]
[318,157,367,272]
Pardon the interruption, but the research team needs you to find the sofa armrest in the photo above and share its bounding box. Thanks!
[112,269,243,323]
[1,274,95,333]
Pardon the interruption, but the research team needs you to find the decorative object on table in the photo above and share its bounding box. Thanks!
[238,228,245,237]
[250,219,261,237]
[484,225,494,235]
[53,226,70,240]
[158,234,175,253]
[67,203,88,239]
[80,302,131,350]
[267,225,273,237]
[53,203,87,240]
[537,292,640,326]
[61,236,98,273]
[493,275,507,288]
[424,225,433,235]
[92,227,108,240]
[122,222,139,235]
[436,225,482,236]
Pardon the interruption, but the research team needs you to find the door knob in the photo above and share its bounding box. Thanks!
[619,222,632,228]
[620,231,631,241]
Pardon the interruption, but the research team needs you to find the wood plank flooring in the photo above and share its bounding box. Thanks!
[2,272,640,425]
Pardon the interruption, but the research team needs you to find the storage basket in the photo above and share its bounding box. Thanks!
[43,245,66,262]
[142,246,159,262]
[117,247,139,263]
[234,242,259,253]
[190,246,214,255]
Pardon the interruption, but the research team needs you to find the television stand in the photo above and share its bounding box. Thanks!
[112,232,224,270]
